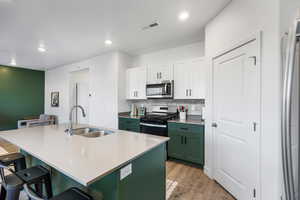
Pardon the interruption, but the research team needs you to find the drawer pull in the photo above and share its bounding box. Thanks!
[180,127,189,131]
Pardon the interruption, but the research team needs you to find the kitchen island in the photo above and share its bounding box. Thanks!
[0,124,169,200]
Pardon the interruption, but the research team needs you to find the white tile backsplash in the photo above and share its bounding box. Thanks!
[128,99,205,116]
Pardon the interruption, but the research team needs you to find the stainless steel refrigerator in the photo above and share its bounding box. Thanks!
[282,18,300,200]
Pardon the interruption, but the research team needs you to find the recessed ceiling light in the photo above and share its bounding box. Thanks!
[38,46,46,52]
[105,40,112,45]
[178,11,190,21]
[38,43,46,52]
[10,58,16,66]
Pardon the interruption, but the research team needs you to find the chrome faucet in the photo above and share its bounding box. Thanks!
[67,105,86,135]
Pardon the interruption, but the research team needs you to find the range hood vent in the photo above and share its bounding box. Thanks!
[142,21,159,30]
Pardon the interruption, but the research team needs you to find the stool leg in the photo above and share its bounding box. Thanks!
[0,186,7,200]
[34,183,43,197]
[14,157,26,172]
[6,188,20,200]
[44,173,53,198]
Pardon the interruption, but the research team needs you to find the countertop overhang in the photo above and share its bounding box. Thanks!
[0,124,169,186]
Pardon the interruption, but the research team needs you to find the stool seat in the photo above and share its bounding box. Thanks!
[16,165,48,183]
[0,153,26,172]
[50,188,93,200]
[0,153,23,165]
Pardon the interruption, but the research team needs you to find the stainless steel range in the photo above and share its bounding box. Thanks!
[140,106,177,137]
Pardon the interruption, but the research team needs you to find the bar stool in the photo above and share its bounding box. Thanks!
[24,184,94,200]
[0,164,23,200]
[15,165,53,198]
[0,153,26,172]
[0,164,53,200]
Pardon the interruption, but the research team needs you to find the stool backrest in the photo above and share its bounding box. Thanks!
[24,184,45,200]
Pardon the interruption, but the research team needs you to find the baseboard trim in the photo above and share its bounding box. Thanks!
[204,165,213,179]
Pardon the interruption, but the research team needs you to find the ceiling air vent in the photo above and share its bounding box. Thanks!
[142,21,159,30]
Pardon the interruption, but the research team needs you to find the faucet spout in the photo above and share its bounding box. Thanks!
[69,105,86,121]
[68,105,86,135]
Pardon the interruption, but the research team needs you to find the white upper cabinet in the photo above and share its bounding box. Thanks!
[147,64,173,84]
[126,67,147,100]
[174,58,206,99]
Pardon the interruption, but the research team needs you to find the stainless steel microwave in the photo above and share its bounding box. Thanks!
[146,81,173,99]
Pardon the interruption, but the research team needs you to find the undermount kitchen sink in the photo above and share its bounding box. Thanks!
[71,127,115,138]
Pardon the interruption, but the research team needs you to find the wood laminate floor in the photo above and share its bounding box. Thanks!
[166,161,235,200]
[0,140,234,200]
[0,139,19,153]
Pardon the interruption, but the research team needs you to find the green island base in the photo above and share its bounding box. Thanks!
[21,144,166,200]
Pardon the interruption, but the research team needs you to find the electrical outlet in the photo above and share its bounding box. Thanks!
[120,164,132,180]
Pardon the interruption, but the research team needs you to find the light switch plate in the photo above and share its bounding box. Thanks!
[120,164,132,180]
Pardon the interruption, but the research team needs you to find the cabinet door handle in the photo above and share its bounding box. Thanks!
[185,136,187,144]
[189,89,192,96]
[160,72,162,79]
[136,91,138,97]
[180,127,188,131]
[186,89,188,96]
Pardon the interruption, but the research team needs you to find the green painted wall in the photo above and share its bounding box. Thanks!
[0,66,45,130]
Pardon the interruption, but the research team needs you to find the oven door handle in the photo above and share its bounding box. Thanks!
[140,123,167,128]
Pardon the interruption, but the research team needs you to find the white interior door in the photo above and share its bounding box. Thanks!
[70,69,90,124]
[213,40,260,200]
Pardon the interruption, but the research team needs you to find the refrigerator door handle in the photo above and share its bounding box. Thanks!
[282,20,299,200]
[282,32,290,200]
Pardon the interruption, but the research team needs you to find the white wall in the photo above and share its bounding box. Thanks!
[45,51,130,129]
[132,42,205,67]
[280,1,300,35]
[204,0,281,200]
[117,52,133,113]
[45,42,205,128]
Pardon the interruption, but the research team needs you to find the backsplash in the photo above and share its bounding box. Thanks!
[127,99,205,116]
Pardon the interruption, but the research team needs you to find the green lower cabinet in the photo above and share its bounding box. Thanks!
[118,117,140,132]
[168,122,204,166]
[185,134,204,164]
[168,133,185,161]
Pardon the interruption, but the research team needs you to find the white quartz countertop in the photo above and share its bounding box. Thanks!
[0,124,169,186]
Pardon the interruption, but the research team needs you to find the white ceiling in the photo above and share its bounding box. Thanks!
[0,0,231,70]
